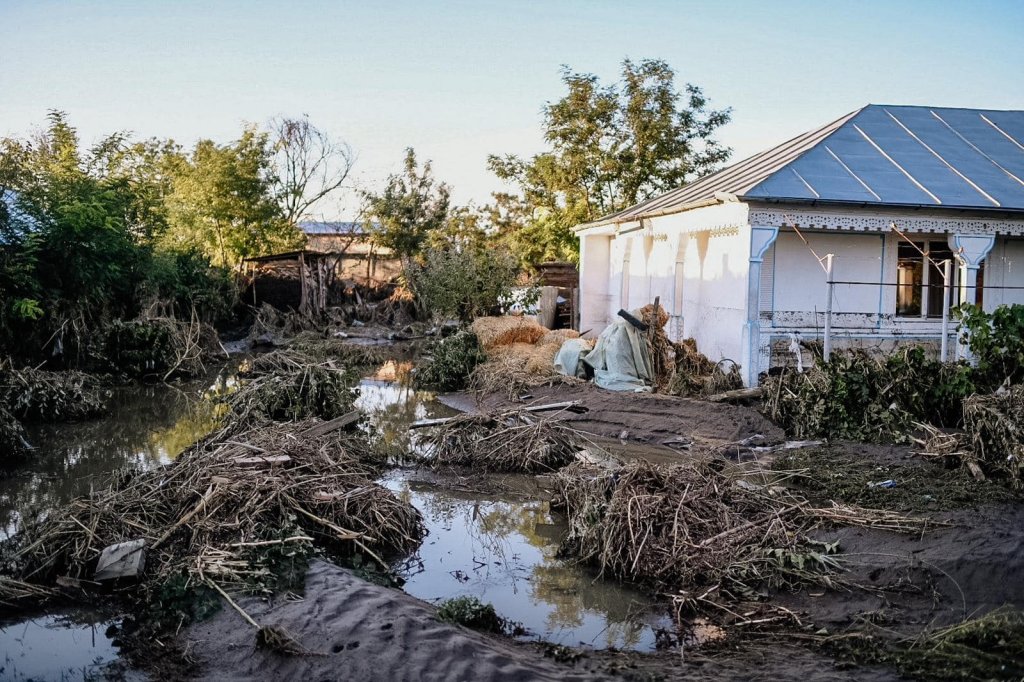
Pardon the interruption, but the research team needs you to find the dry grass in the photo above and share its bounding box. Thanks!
[3,418,422,600]
[423,407,585,473]
[963,387,1024,488]
[667,339,743,398]
[471,316,547,350]
[555,459,940,618]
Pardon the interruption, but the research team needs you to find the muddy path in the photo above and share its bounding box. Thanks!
[442,382,783,450]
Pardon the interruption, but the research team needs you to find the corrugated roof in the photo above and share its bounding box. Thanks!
[583,104,1024,228]
[299,221,368,235]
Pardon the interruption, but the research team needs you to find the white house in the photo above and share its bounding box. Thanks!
[575,105,1024,386]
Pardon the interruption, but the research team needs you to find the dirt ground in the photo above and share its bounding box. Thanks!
[442,381,784,449]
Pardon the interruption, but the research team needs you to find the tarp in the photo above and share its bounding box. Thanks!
[581,312,653,392]
[554,338,592,379]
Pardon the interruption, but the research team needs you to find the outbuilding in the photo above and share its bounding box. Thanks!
[574,104,1024,386]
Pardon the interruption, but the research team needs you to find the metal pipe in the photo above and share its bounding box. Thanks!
[823,254,834,361]
[940,259,951,362]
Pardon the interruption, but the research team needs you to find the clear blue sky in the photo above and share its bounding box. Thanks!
[2,0,1023,218]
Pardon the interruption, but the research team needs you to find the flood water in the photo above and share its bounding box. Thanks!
[1,357,672,680]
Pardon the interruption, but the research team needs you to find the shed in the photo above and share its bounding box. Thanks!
[575,104,1024,386]
[299,221,401,285]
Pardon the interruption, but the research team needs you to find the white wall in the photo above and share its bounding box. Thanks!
[981,237,1024,310]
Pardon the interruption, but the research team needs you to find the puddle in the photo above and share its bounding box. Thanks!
[0,611,124,681]
[384,472,672,651]
[1,372,232,540]
[355,360,458,459]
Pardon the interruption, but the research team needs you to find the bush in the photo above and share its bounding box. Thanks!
[1,367,107,422]
[763,347,974,442]
[957,303,1024,390]
[405,246,530,323]
[415,330,486,392]
[436,596,505,633]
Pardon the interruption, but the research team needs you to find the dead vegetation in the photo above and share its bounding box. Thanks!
[471,316,547,350]
[422,407,585,473]
[99,313,223,379]
[227,355,358,428]
[554,459,940,621]
[2,418,422,605]
[667,339,743,398]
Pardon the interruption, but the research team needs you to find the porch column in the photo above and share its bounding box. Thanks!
[948,234,995,306]
[741,225,779,387]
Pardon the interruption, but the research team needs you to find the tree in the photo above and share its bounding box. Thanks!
[163,127,298,266]
[489,58,732,265]
[269,115,356,225]
[363,148,450,261]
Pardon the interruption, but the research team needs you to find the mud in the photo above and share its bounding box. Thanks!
[443,382,784,450]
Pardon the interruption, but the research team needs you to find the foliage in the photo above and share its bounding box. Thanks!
[162,127,299,266]
[0,112,240,363]
[436,596,505,633]
[364,148,451,261]
[763,347,975,442]
[0,405,30,459]
[223,360,359,426]
[963,386,1024,489]
[405,245,527,323]
[415,330,486,392]
[145,572,222,630]
[0,367,107,422]
[956,303,1024,390]
[488,59,731,265]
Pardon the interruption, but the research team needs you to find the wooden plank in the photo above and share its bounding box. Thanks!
[409,401,587,430]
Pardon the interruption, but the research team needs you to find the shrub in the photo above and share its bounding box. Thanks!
[415,330,486,392]
[436,596,505,633]
[1,367,107,422]
[405,246,531,323]
[763,347,974,442]
[957,303,1024,390]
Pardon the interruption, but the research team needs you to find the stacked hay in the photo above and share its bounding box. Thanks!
[555,460,935,616]
[424,408,583,473]
[471,316,547,350]
[668,339,743,398]
[525,329,581,374]
[638,304,672,389]
[4,418,422,598]
[963,386,1024,488]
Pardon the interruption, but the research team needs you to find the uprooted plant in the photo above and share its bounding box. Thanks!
[415,329,486,392]
[0,365,107,423]
[226,356,358,428]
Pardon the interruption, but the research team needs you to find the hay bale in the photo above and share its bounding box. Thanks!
[471,316,547,350]
[424,408,582,473]
[668,339,743,398]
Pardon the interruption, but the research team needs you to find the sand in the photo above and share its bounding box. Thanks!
[185,560,614,682]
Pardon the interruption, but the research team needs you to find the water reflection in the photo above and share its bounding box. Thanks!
[0,375,230,539]
[0,611,121,681]
[385,474,671,651]
[355,361,458,460]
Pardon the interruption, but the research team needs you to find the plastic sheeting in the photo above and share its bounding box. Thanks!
[554,338,591,378]
[581,312,653,392]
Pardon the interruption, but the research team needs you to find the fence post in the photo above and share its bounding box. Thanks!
[823,254,834,362]
[940,259,951,363]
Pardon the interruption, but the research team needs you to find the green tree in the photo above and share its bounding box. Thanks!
[489,58,731,265]
[363,148,450,261]
[163,128,298,266]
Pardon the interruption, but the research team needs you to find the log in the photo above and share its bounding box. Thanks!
[409,401,588,429]
[300,411,361,438]
[706,387,764,403]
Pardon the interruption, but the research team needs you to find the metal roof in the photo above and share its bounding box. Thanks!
[583,104,1024,228]
[299,221,369,235]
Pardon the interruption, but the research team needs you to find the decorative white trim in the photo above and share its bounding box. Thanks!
[748,206,1024,235]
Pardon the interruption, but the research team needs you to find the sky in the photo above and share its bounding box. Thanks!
[2,0,1023,219]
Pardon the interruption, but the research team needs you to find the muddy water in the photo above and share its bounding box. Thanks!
[357,361,673,651]
[0,611,124,681]
[1,374,231,540]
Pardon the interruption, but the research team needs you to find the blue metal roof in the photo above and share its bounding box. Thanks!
[585,105,1024,227]
[299,221,369,235]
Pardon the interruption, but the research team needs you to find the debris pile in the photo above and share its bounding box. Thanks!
[423,407,584,473]
[227,357,358,428]
[668,338,743,398]
[2,418,423,603]
[415,330,486,392]
[555,459,937,618]
[99,313,222,379]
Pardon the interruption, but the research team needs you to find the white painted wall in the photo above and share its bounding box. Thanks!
[981,237,1024,310]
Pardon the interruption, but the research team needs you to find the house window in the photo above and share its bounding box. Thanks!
[896,241,957,317]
